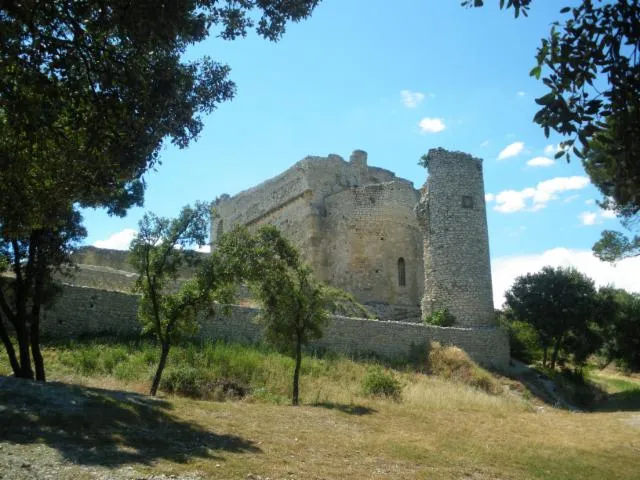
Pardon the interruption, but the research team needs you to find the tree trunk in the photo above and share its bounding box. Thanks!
[29,311,45,381]
[30,265,46,381]
[542,345,548,368]
[150,340,171,396]
[15,322,33,379]
[292,332,302,406]
[11,241,34,380]
[551,335,563,370]
[0,318,20,376]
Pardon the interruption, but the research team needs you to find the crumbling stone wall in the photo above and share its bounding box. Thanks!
[416,148,495,327]
[212,150,424,311]
[323,181,423,306]
[40,285,508,368]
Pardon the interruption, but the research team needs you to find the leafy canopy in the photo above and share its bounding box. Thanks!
[505,266,598,368]
[463,1,640,260]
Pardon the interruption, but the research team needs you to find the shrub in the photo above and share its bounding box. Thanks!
[423,308,456,327]
[427,342,500,395]
[160,365,204,398]
[101,347,128,374]
[497,314,542,364]
[75,347,101,375]
[361,368,402,400]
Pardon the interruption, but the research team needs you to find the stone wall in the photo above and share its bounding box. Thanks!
[417,148,495,327]
[211,150,424,312]
[323,181,423,306]
[40,285,509,369]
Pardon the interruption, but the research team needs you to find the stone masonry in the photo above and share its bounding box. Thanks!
[212,150,423,320]
[51,148,508,368]
[416,148,495,327]
[40,285,509,368]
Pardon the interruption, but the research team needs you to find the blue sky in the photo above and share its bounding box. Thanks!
[84,0,639,305]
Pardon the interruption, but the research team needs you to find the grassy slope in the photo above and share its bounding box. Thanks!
[1,341,639,480]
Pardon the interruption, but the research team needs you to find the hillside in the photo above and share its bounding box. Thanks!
[1,341,639,480]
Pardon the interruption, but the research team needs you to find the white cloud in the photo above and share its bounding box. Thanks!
[194,245,211,253]
[93,229,137,250]
[485,193,495,202]
[418,117,446,133]
[516,91,526,97]
[400,90,425,108]
[480,140,490,148]
[563,194,580,203]
[585,199,595,205]
[579,207,618,225]
[526,156,555,167]
[492,248,640,308]
[493,176,590,213]
[579,211,597,225]
[497,141,524,160]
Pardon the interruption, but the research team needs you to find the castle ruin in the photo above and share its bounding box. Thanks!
[212,147,495,329]
[40,148,508,367]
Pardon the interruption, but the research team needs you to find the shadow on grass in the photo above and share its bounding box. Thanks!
[311,401,376,416]
[0,376,260,467]
[593,388,640,412]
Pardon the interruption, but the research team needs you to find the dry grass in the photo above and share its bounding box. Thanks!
[1,341,639,479]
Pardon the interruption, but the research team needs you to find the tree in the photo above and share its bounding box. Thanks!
[588,120,640,261]
[505,266,598,369]
[0,0,320,380]
[597,287,640,372]
[0,209,85,380]
[215,225,364,405]
[129,202,234,396]
[463,1,640,260]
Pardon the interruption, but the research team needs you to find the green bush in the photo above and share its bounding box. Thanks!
[160,365,205,397]
[361,368,402,400]
[101,347,128,374]
[423,308,456,327]
[75,347,101,375]
[499,317,542,364]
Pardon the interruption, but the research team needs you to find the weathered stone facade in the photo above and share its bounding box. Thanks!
[49,147,507,367]
[40,285,509,368]
[212,150,423,319]
[416,148,495,327]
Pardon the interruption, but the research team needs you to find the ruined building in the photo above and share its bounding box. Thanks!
[212,147,495,327]
[40,148,507,367]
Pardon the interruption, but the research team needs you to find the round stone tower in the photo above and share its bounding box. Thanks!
[416,148,494,327]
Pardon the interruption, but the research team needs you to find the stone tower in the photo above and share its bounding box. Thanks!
[416,148,494,327]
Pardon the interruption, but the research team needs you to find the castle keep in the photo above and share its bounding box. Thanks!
[212,150,424,319]
[39,148,508,367]
[212,148,495,329]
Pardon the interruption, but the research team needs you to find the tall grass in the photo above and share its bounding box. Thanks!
[0,338,535,412]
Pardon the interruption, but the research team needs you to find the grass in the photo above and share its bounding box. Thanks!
[1,339,639,479]
[589,368,640,411]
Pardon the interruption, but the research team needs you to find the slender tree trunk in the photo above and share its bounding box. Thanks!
[12,240,34,380]
[30,260,46,381]
[0,317,20,376]
[551,335,564,370]
[542,345,548,368]
[29,311,45,381]
[15,322,33,379]
[150,340,171,396]
[292,332,302,406]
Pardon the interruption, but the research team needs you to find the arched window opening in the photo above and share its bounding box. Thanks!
[398,257,406,287]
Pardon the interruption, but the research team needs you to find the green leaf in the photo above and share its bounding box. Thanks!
[535,93,555,106]
[529,65,542,79]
